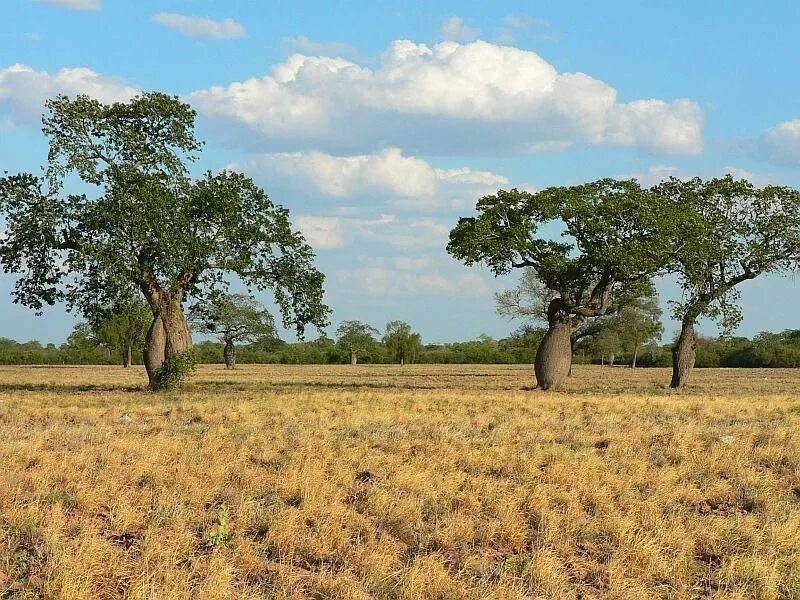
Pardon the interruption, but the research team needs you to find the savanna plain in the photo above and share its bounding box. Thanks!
[2,364,800,599]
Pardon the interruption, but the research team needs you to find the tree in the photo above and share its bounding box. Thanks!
[336,320,380,365]
[612,296,663,367]
[88,298,150,367]
[591,327,622,366]
[383,320,422,366]
[449,181,678,390]
[651,176,800,387]
[0,93,328,388]
[188,293,276,369]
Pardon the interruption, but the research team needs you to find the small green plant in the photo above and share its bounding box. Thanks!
[206,504,234,548]
[152,351,196,391]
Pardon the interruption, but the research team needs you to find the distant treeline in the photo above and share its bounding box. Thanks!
[1,328,799,368]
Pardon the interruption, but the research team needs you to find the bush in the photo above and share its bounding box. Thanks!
[152,351,196,390]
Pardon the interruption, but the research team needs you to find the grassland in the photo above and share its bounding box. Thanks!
[1,364,800,599]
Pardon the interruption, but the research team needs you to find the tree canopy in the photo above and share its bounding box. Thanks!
[0,92,329,388]
[383,320,422,365]
[336,320,380,365]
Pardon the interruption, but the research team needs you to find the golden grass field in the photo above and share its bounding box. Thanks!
[2,364,800,599]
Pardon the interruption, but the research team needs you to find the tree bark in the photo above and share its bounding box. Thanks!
[350,350,357,366]
[534,322,573,391]
[122,345,132,368]
[144,294,192,387]
[631,345,638,369]
[224,339,236,369]
[609,353,615,367]
[670,319,696,388]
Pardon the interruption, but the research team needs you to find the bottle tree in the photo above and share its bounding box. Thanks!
[0,93,328,388]
[447,180,679,390]
[188,292,276,369]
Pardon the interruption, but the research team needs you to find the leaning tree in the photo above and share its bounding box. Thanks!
[0,93,328,389]
[189,292,276,369]
[651,176,800,388]
[447,180,679,390]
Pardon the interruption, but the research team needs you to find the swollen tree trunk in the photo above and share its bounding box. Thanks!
[670,319,696,388]
[534,322,573,391]
[144,294,192,388]
[224,339,236,369]
[122,345,132,368]
[350,350,357,366]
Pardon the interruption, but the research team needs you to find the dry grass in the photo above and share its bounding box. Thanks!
[1,364,800,599]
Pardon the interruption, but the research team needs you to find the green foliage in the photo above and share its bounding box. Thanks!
[449,180,680,328]
[383,320,423,365]
[85,299,150,365]
[651,176,800,331]
[152,351,196,391]
[189,293,275,345]
[205,504,234,548]
[336,320,380,362]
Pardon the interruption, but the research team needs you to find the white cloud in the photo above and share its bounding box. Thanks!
[288,210,452,252]
[151,12,245,39]
[339,267,491,297]
[0,63,138,126]
[440,16,480,42]
[295,215,346,249]
[282,36,359,59]
[189,38,703,156]
[34,0,100,10]
[233,148,510,211]
[747,119,800,166]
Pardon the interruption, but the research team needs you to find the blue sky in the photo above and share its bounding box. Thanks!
[2,0,800,344]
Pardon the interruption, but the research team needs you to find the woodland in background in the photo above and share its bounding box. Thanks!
[1,327,799,368]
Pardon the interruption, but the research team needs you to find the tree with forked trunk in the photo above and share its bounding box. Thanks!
[651,176,800,388]
[447,180,680,390]
[0,93,329,388]
[188,293,276,369]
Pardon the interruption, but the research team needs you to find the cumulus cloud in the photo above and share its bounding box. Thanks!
[34,0,100,10]
[151,12,245,39]
[188,39,703,156]
[291,210,452,253]
[440,16,480,42]
[233,148,510,211]
[747,119,800,166]
[295,215,346,249]
[0,63,138,126]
